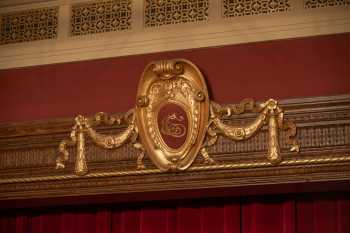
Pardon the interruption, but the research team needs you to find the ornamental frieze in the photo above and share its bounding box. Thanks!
[1,66,350,200]
[56,59,299,175]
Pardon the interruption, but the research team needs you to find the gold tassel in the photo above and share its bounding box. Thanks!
[267,114,281,164]
[75,127,88,175]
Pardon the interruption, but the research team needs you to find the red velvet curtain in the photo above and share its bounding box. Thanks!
[1,193,349,233]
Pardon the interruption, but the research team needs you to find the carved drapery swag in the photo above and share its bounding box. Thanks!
[56,59,299,175]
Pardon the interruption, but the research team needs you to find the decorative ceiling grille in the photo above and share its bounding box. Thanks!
[144,0,209,27]
[304,0,350,8]
[0,7,58,45]
[71,0,131,36]
[222,0,291,17]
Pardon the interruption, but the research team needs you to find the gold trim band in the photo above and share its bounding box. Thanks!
[1,155,349,185]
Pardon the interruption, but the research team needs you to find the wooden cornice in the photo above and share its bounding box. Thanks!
[0,95,350,205]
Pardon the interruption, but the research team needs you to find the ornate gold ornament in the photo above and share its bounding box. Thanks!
[56,59,299,175]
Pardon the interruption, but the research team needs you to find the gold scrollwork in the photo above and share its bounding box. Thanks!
[202,98,299,165]
[152,60,184,79]
[136,95,149,107]
[56,110,145,175]
[56,59,299,176]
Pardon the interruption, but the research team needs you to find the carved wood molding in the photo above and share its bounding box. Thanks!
[0,94,350,201]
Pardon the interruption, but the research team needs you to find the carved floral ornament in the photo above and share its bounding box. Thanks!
[56,59,300,176]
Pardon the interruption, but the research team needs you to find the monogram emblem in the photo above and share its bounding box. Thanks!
[160,113,187,138]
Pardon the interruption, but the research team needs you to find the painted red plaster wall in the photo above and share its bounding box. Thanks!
[0,33,349,123]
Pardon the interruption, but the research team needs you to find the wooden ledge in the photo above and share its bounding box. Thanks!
[0,95,350,205]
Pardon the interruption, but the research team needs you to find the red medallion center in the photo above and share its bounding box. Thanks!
[157,103,188,149]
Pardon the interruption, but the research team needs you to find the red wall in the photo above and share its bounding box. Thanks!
[1,33,350,123]
[1,33,350,232]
